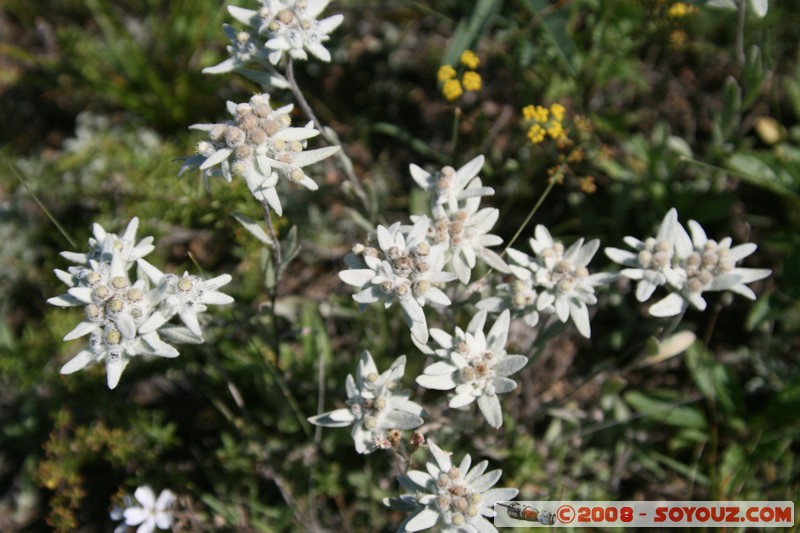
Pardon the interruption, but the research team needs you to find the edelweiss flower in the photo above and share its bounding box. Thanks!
[308,351,424,454]
[648,218,771,317]
[227,0,344,65]
[410,155,494,209]
[339,218,457,344]
[477,277,541,327]
[179,93,339,215]
[59,217,154,266]
[384,441,518,532]
[425,199,509,284]
[604,208,691,302]
[137,260,234,337]
[59,322,179,390]
[605,209,771,317]
[505,225,615,338]
[416,310,527,429]
[111,485,175,533]
[49,218,234,388]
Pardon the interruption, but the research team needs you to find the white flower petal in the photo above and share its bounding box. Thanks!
[61,350,97,374]
[649,293,687,317]
[404,507,440,532]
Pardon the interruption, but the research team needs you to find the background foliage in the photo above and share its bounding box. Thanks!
[0,0,798,531]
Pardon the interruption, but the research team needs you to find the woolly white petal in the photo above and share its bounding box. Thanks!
[60,350,96,374]
[449,393,477,408]
[570,300,591,338]
[470,468,502,492]
[106,357,129,389]
[339,269,375,287]
[649,293,687,317]
[404,508,440,532]
[494,355,527,377]
[477,394,503,428]
[199,148,232,170]
[416,373,457,390]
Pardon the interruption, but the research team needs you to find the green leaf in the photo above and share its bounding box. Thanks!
[742,46,767,109]
[443,0,503,66]
[726,152,800,200]
[522,0,578,76]
[685,343,742,417]
[624,390,708,429]
[232,212,272,247]
[719,76,742,141]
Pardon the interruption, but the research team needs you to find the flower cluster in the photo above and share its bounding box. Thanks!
[605,209,771,317]
[179,93,339,215]
[522,103,567,145]
[339,218,457,344]
[206,0,344,73]
[48,218,233,389]
[111,485,175,533]
[481,225,615,338]
[410,155,509,284]
[416,310,527,429]
[308,351,424,454]
[667,2,698,18]
[384,441,518,532]
[437,50,482,102]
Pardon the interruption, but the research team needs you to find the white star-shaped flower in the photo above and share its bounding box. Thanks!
[604,208,692,302]
[410,155,494,210]
[179,93,339,215]
[60,324,179,389]
[384,441,518,532]
[111,485,175,533]
[505,225,615,338]
[308,351,424,454]
[137,260,234,337]
[605,209,771,317]
[648,218,771,317]
[339,218,457,344]
[227,0,344,65]
[416,310,527,429]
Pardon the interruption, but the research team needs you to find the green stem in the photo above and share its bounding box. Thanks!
[502,177,558,255]
[3,153,76,249]
[451,106,462,156]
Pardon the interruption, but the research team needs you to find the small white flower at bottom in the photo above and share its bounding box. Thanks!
[384,441,518,532]
[111,485,175,533]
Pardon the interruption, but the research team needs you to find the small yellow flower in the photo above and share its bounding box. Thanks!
[550,103,566,121]
[443,79,463,101]
[462,71,482,91]
[522,105,536,121]
[667,2,694,18]
[523,105,549,123]
[579,176,597,194]
[437,64,457,82]
[546,121,566,141]
[669,29,688,49]
[527,124,546,144]
[460,50,480,69]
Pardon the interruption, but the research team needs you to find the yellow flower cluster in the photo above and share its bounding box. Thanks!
[667,2,697,18]
[438,49,482,102]
[522,103,568,145]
